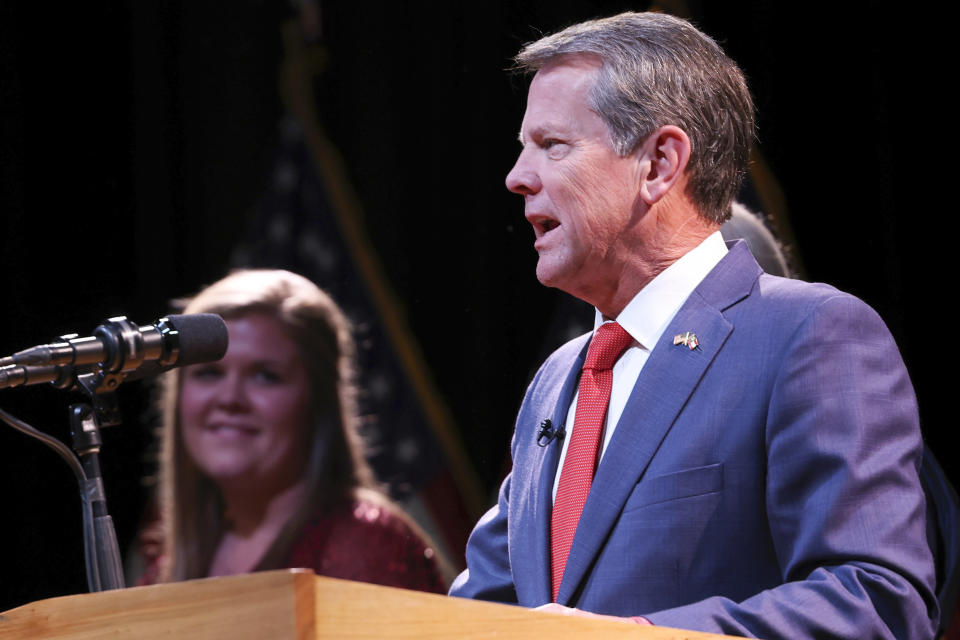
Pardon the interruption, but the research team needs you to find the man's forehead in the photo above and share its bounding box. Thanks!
[517,58,602,143]
[529,55,602,95]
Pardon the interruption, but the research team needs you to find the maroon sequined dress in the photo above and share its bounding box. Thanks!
[136,496,445,593]
[284,497,445,593]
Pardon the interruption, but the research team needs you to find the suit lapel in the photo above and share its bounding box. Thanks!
[514,338,589,604]
[555,241,759,604]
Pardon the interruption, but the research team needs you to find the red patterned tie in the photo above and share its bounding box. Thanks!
[550,321,634,601]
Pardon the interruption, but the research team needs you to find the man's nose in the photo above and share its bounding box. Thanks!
[505,148,541,195]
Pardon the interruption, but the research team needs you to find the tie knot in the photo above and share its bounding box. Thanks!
[583,322,633,371]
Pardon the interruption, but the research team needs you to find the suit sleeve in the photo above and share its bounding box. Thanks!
[646,294,939,638]
[449,348,570,604]
[448,467,518,603]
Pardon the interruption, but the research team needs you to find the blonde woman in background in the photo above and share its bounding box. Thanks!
[137,269,444,592]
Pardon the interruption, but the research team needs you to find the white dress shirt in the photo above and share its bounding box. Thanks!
[552,232,728,502]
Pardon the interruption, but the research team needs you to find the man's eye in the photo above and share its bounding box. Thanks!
[544,139,570,158]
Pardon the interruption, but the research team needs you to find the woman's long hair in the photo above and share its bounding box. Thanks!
[159,269,375,581]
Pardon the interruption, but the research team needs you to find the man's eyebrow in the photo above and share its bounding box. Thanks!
[518,125,547,145]
[522,123,569,144]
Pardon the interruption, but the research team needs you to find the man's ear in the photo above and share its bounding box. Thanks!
[638,125,691,206]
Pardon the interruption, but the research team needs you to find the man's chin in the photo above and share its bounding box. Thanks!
[535,265,561,289]
[535,259,576,293]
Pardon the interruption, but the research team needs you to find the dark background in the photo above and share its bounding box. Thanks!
[0,1,951,610]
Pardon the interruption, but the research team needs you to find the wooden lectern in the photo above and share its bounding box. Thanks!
[0,569,741,639]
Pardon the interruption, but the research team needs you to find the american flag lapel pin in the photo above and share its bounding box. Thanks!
[673,331,700,351]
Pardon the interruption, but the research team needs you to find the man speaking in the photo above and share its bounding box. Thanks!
[449,12,938,639]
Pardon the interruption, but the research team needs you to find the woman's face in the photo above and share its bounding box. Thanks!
[180,312,312,494]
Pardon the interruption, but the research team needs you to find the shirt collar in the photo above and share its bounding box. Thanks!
[593,231,728,350]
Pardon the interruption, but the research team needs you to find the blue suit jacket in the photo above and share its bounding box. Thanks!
[450,242,939,638]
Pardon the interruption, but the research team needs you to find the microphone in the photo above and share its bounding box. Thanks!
[537,419,565,447]
[0,314,228,389]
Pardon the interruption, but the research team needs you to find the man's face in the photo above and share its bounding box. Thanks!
[506,56,644,303]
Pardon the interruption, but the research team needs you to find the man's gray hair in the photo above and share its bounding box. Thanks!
[515,12,754,224]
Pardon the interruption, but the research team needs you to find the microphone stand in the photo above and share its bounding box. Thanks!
[0,365,128,593]
[1,313,226,593]
[68,368,126,591]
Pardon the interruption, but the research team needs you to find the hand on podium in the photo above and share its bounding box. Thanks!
[536,602,653,626]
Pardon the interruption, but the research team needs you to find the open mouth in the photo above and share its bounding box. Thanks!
[525,212,560,241]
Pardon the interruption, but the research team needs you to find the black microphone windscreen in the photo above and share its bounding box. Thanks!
[166,313,229,366]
